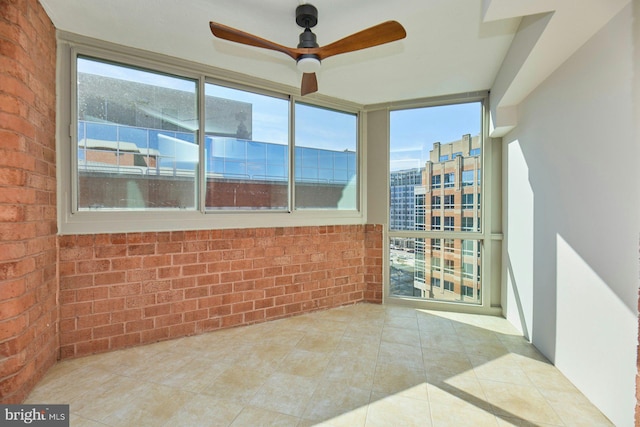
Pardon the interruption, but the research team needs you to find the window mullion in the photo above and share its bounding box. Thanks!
[198,75,206,213]
[289,98,295,212]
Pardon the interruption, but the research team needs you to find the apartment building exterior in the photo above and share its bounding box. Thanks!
[389,168,424,253]
[388,134,483,302]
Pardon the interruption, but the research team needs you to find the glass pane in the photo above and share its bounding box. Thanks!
[295,103,357,210]
[389,101,483,305]
[390,238,482,304]
[390,102,482,232]
[389,237,421,297]
[204,84,289,210]
[77,57,198,210]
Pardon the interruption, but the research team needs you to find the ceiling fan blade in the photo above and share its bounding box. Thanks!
[316,21,406,60]
[210,22,300,60]
[301,72,318,96]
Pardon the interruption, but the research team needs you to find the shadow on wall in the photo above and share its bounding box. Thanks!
[506,256,530,340]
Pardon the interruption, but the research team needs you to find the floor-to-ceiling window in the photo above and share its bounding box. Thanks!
[388,98,490,309]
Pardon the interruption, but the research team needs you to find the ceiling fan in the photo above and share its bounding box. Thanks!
[209,4,406,96]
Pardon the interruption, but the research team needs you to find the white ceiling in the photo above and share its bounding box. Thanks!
[40,0,628,106]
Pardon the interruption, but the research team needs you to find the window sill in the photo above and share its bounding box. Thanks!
[59,209,365,235]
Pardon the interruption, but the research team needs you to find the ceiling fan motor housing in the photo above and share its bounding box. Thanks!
[296,3,320,72]
[298,28,318,48]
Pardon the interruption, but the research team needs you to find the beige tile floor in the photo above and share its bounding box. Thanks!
[26,303,613,427]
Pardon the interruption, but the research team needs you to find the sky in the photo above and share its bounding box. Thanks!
[79,57,356,151]
[390,102,481,172]
[79,57,479,164]
[206,84,357,152]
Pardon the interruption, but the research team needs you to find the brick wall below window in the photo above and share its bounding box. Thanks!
[364,224,383,303]
[58,225,383,359]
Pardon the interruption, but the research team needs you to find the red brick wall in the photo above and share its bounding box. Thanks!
[364,224,383,303]
[58,225,382,359]
[0,0,385,403]
[0,0,58,404]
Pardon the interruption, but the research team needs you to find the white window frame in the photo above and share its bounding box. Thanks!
[57,32,365,234]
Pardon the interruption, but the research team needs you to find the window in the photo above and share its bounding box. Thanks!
[463,263,474,279]
[444,238,455,253]
[444,194,455,209]
[462,170,474,187]
[77,57,199,210]
[415,211,425,231]
[295,103,357,210]
[431,196,441,209]
[444,216,454,231]
[389,100,486,308]
[431,238,441,250]
[415,193,425,229]
[444,172,455,188]
[444,259,454,274]
[461,240,475,256]
[462,285,474,297]
[462,194,474,209]
[431,217,441,230]
[470,148,481,157]
[65,50,362,233]
[205,84,289,210]
[462,217,474,231]
[415,238,425,261]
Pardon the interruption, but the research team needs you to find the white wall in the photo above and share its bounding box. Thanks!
[502,5,637,426]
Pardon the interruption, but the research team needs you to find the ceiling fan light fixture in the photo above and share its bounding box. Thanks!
[209,4,406,96]
[296,55,321,73]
